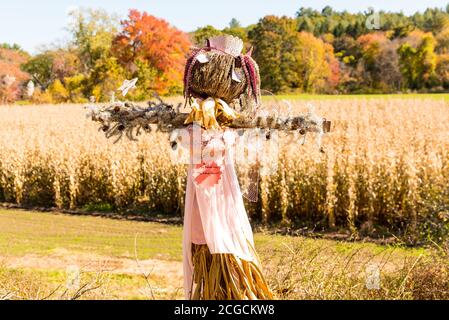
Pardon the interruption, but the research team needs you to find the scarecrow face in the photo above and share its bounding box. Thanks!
[187,51,248,102]
[183,35,260,116]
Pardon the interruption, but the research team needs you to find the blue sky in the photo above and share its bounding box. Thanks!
[1,0,448,54]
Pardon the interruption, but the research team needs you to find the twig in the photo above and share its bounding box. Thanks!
[40,284,62,300]
[134,233,156,300]
[70,281,103,300]
[87,95,331,143]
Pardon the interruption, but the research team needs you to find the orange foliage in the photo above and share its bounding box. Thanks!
[112,9,191,94]
[324,43,340,90]
[0,48,29,103]
[356,32,388,50]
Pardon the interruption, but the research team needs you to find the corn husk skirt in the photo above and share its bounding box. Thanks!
[190,244,273,300]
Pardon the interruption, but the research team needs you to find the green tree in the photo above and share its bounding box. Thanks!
[296,7,319,18]
[192,25,222,46]
[223,19,248,43]
[0,43,24,52]
[322,6,334,17]
[229,18,241,29]
[67,8,119,73]
[248,16,300,93]
[333,23,346,37]
[21,53,54,90]
[398,34,437,89]
[22,50,80,92]
[66,8,123,101]
[298,17,315,33]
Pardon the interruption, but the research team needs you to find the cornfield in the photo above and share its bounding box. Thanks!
[0,97,448,242]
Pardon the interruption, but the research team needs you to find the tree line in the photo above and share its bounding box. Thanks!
[1,5,449,104]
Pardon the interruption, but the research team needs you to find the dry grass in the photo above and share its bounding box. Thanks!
[0,96,448,243]
[0,209,448,300]
[261,237,449,300]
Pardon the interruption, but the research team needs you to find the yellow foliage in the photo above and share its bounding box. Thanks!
[65,74,88,103]
[31,88,54,104]
[47,80,69,103]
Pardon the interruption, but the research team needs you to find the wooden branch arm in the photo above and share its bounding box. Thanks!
[87,99,331,142]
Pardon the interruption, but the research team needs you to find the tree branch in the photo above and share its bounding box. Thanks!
[87,95,331,143]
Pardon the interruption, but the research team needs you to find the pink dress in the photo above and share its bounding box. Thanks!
[181,126,260,299]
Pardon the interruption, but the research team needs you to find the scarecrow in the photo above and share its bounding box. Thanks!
[180,35,273,300]
[88,35,331,300]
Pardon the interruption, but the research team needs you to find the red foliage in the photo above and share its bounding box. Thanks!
[325,43,340,90]
[0,48,29,103]
[112,9,191,94]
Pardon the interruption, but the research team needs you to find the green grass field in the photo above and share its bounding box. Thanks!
[1,208,448,300]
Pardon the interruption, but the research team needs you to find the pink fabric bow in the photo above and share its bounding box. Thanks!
[192,161,223,188]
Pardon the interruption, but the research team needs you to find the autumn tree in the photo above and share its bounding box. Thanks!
[193,19,248,50]
[193,25,222,46]
[22,50,79,90]
[47,79,69,103]
[436,27,449,53]
[248,16,300,93]
[0,47,29,103]
[325,42,341,91]
[112,10,191,96]
[0,43,24,52]
[333,35,362,66]
[399,33,437,89]
[355,33,403,92]
[249,15,338,94]
[223,19,248,43]
[294,32,335,93]
[67,8,119,73]
[65,8,125,102]
[436,54,449,88]
[21,53,54,90]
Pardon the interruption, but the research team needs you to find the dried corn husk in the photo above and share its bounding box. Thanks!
[191,244,274,300]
